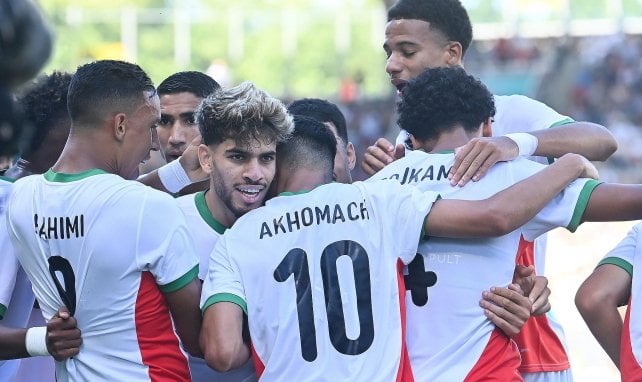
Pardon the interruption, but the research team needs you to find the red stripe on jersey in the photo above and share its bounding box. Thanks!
[621,298,642,380]
[464,328,522,381]
[513,236,570,372]
[396,259,414,382]
[251,343,265,379]
[135,271,190,382]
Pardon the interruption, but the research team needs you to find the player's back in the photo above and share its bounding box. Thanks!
[6,169,197,382]
[205,180,437,381]
[371,150,595,381]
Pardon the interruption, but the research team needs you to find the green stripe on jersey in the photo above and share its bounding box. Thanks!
[195,191,227,234]
[546,118,575,164]
[567,180,601,232]
[202,293,247,315]
[0,175,15,183]
[598,257,633,277]
[43,168,109,182]
[159,265,199,293]
[548,117,575,129]
[0,303,6,320]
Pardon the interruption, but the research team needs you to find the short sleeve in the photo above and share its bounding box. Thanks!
[359,180,439,264]
[200,234,247,314]
[521,179,600,241]
[597,223,642,277]
[135,190,199,292]
[493,95,573,135]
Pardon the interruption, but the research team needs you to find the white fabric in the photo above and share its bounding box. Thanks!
[370,150,595,381]
[201,180,438,382]
[6,170,199,382]
[176,191,257,382]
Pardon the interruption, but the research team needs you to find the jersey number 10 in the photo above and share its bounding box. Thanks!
[274,240,375,362]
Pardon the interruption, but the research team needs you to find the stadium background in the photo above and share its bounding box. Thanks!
[36,0,642,379]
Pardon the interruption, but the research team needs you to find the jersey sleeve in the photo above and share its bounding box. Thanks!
[200,234,247,314]
[597,223,642,277]
[493,95,573,135]
[0,215,19,320]
[135,189,199,293]
[360,180,439,264]
[520,178,600,241]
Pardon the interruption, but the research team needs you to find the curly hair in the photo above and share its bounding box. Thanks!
[197,82,293,147]
[18,71,72,158]
[387,0,473,55]
[397,67,495,142]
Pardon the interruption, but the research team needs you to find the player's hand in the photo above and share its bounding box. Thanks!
[449,136,518,187]
[361,138,405,175]
[46,307,82,361]
[179,136,208,182]
[479,284,531,337]
[513,264,551,315]
[556,153,599,180]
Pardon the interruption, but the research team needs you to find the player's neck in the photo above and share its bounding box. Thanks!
[424,128,478,153]
[277,168,329,194]
[52,133,115,175]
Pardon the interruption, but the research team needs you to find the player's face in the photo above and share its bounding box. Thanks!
[206,138,276,224]
[324,122,355,184]
[384,19,460,94]
[122,92,161,180]
[158,92,202,163]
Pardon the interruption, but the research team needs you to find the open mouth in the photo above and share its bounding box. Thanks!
[391,79,407,96]
[237,185,265,203]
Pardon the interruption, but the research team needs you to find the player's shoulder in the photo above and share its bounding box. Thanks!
[494,94,541,109]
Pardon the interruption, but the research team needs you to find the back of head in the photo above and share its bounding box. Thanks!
[197,81,293,147]
[157,71,220,98]
[18,71,72,161]
[287,98,348,143]
[0,0,53,89]
[387,0,473,56]
[398,66,495,142]
[67,60,155,127]
[277,115,337,180]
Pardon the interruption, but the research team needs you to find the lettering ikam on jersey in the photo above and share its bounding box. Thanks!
[259,200,369,239]
[381,165,451,185]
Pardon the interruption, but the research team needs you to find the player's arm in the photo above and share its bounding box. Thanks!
[138,136,207,193]
[580,183,642,222]
[163,277,203,358]
[575,263,630,367]
[0,307,81,361]
[530,121,617,162]
[424,153,597,238]
[201,301,250,372]
[448,122,617,187]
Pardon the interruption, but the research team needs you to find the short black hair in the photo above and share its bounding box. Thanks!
[157,71,220,99]
[277,115,337,180]
[67,60,155,126]
[287,98,348,144]
[18,71,72,158]
[387,0,473,56]
[398,66,495,142]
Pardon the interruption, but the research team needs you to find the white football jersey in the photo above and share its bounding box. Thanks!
[395,94,575,375]
[597,222,642,379]
[6,169,199,382]
[176,191,257,382]
[201,180,439,381]
[371,150,598,381]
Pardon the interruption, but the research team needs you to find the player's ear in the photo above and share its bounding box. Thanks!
[346,142,356,171]
[198,144,213,175]
[445,41,463,67]
[481,118,493,138]
[113,113,127,142]
[408,134,420,151]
